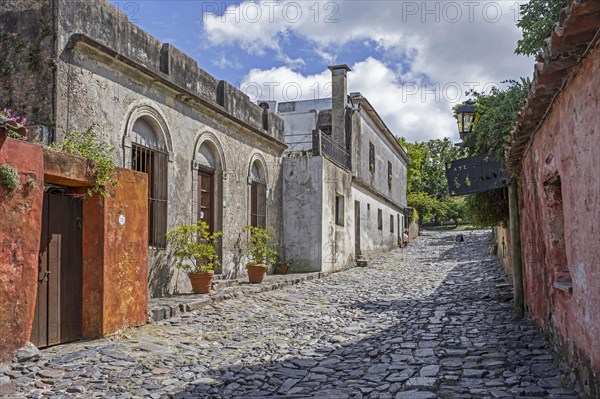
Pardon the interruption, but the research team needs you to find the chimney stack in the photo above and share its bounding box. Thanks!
[328,64,351,148]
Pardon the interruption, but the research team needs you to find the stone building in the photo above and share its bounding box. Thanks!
[1,0,286,297]
[275,65,410,272]
[1,0,409,305]
[505,0,600,396]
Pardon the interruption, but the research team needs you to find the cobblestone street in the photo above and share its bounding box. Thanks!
[1,230,581,398]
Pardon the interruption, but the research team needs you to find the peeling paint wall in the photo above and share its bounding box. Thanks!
[282,155,323,272]
[0,0,287,297]
[352,185,402,259]
[519,42,600,395]
[0,137,44,362]
[352,111,408,208]
[321,157,353,273]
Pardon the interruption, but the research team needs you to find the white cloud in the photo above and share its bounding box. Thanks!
[242,58,466,142]
[205,0,534,142]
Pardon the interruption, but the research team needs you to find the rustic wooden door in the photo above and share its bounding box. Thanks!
[354,201,361,256]
[198,170,214,232]
[31,192,83,348]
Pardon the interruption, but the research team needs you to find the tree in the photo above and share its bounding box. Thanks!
[444,197,466,227]
[515,0,568,56]
[397,137,425,194]
[457,80,529,227]
[462,79,530,159]
[407,192,448,227]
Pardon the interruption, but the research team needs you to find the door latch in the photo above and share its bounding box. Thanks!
[38,270,51,283]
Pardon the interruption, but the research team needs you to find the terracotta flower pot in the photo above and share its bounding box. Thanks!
[188,271,214,294]
[247,264,267,283]
[275,264,290,275]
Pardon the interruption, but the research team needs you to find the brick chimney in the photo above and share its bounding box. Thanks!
[328,64,351,148]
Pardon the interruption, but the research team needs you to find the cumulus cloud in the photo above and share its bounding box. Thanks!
[204,0,534,142]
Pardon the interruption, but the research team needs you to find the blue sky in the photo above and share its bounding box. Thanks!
[108,0,533,142]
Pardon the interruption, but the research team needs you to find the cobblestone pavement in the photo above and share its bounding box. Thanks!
[1,230,581,398]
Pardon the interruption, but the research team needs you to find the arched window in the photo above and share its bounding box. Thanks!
[250,161,266,228]
[130,117,168,248]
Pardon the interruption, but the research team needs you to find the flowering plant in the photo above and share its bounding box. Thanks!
[2,108,27,125]
[0,108,28,140]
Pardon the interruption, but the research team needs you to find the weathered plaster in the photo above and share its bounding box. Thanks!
[519,41,600,395]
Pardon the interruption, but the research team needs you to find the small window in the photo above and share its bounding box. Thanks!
[369,142,375,173]
[335,194,345,226]
[390,215,394,233]
[388,161,393,188]
[378,209,383,230]
[367,203,370,211]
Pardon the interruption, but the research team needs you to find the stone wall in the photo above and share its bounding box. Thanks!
[518,41,600,396]
[0,0,289,296]
[0,0,54,127]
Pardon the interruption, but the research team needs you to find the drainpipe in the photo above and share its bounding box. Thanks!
[509,176,524,319]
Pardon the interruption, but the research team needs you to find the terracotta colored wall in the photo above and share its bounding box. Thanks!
[0,137,44,362]
[1,144,148,361]
[519,42,600,393]
[102,169,148,333]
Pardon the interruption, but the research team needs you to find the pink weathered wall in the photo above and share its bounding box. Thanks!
[0,136,44,362]
[519,41,600,394]
[0,142,148,362]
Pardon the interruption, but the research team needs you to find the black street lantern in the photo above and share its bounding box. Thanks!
[456,100,476,139]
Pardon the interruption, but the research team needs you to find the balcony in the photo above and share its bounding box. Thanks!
[312,129,351,170]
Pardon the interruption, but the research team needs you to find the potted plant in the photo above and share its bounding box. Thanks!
[243,225,277,283]
[166,220,223,294]
[274,254,292,275]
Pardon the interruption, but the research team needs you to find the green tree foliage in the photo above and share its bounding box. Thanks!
[515,0,568,56]
[462,79,530,158]
[399,137,465,200]
[444,197,466,226]
[456,81,529,226]
[465,189,510,227]
[407,192,448,227]
[400,137,467,225]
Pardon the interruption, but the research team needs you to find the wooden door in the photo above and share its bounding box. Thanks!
[32,192,83,348]
[198,170,214,232]
[354,201,361,256]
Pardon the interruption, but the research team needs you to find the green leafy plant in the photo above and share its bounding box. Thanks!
[243,225,277,268]
[0,164,20,191]
[166,220,223,273]
[49,125,119,197]
[515,0,568,56]
[275,254,293,267]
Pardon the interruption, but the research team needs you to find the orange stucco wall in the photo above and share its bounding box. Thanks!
[0,138,148,362]
[102,169,148,333]
[0,136,44,362]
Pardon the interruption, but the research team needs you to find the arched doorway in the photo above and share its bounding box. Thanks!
[195,137,225,274]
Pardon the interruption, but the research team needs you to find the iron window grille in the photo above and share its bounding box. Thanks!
[131,143,168,248]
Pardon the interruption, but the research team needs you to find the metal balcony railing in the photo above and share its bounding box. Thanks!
[313,130,351,170]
